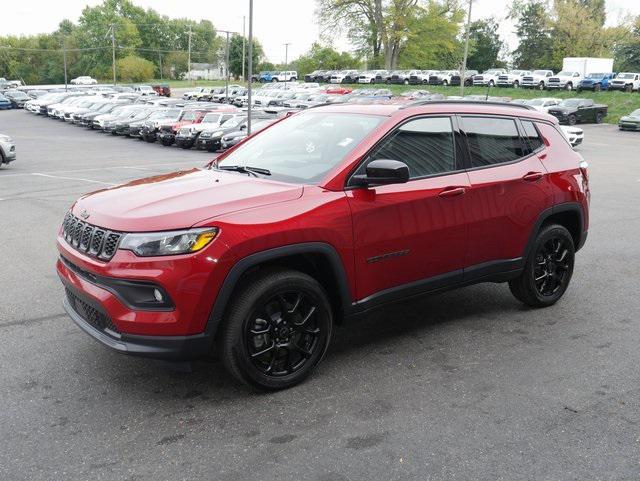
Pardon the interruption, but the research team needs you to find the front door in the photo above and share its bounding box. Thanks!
[346,116,470,303]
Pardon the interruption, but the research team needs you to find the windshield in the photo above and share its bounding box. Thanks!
[586,73,605,79]
[617,73,635,79]
[203,113,222,123]
[557,71,574,76]
[631,109,640,116]
[560,99,581,107]
[532,70,548,75]
[181,111,199,121]
[525,99,545,106]
[218,112,383,184]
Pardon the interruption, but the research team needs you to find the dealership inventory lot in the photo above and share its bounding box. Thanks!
[1,110,639,480]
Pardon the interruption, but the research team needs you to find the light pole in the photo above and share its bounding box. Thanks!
[110,24,116,86]
[247,0,253,135]
[242,16,246,81]
[460,0,473,96]
[187,24,193,85]
[284,43,290,89]
[63,38,68,92]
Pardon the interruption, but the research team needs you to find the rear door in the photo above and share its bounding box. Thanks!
[347,116,470,302]
[459,115,553,274]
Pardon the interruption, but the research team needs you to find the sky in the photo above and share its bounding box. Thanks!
[4,0,640,63]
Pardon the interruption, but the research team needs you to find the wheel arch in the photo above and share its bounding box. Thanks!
[524,203,585,262]
[205,242,353,340]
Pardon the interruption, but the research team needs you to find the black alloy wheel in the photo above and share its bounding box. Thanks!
[509,224,575,307]
[532,237,572,297]
[219,269,333,390]
[245,292,322,377]
[568,114,577,126]
[596,112,604,124]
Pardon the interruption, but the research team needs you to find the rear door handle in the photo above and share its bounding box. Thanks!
[522,172,544,182]
[438,186,466,198]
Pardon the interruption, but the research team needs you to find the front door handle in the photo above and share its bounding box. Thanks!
[438,186,466,198]
[522,172,544,182]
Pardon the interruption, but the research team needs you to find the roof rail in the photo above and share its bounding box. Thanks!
[399,99,536,111]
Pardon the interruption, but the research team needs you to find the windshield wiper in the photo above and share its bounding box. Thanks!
[216,165,271,177]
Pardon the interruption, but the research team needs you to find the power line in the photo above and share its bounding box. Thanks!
[0,45,111,53]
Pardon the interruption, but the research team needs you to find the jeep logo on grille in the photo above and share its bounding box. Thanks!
[80,209,90,220]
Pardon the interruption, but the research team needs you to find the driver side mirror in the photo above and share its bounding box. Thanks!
[352,159,410,187]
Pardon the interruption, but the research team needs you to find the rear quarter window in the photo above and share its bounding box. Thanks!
[461,116,527,167]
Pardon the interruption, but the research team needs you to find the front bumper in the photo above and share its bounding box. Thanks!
[196,137,221,151]
[62,284,212,360]
[619,121,640,131]
[175,134,197,147]
[158,131,176,144]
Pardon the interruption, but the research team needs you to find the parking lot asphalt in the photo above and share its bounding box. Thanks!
[1,110,639,481]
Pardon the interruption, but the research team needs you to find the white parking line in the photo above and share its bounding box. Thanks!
[31,173,116,186]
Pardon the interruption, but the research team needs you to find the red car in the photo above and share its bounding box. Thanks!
[324,86,353,95]
[57,101,590,390]
[156,109,219,146]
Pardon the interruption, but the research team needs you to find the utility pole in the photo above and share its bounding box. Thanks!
[284,43,290,89]
[225,31,230,99]
[460,0,473,96]
[187,24,193,85]
[158,50,163,80]
[247,0,253,136]
[111,24,116,86]
[242,16,246,81]
[63,38,68,92]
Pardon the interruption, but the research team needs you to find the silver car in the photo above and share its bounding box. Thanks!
[0,133,16,166]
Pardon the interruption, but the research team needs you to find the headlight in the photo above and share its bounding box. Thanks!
[119,228,218,257]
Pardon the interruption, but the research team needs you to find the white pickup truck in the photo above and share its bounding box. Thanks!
[609,72,640,92]
[473,69,507,87]
[496,70,531,88]
[521,70,554,89]
[546,71,583,91]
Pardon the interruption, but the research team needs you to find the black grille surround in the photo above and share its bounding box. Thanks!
[62,212,123,260]
[65,286,119,334]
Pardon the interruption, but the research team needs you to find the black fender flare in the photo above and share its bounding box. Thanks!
[523,202,586,263]
[204,242,353,339]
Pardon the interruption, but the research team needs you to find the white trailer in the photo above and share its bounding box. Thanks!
[563,57,614,76]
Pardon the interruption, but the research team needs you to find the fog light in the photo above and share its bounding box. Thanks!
[153,289,163,302]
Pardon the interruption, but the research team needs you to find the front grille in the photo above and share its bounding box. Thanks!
[62,212,122,260]
[65,287,119,333]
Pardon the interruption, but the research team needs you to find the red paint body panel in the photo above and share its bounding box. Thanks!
[57,102,589,342]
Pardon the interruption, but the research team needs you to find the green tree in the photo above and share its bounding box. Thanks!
[117,54,155,81]
[466,19,505,72]
[510,1,554,69]
[290,43,360,76]
[400,0,464,69]
[614,16,640,71]
[227,35,264,79]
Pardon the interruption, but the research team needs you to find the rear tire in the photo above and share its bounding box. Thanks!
[509,224,575,308]
[568,114,577,126]
[596,112,604,124]
[219,269,333,390]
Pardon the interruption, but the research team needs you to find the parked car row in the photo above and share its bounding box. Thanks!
[304,66,640,92]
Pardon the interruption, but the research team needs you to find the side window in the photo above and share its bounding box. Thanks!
[362,116,456,179]
[521,121,544,152]
[462,116,527,167]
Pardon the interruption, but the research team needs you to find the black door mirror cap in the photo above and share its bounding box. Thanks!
[353,159,410,187]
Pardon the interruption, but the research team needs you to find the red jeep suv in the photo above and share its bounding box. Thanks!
[57,101,590,390]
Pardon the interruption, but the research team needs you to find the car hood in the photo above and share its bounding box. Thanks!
[620,115,640,122]
[72,168,303,232]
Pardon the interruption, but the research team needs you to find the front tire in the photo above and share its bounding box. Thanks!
[219,269,333,390]
[509,224,575,308]
[568,114,577,126]
[538,81,545,90]
[565,82,573,91]
[596,112,604,124]
[442,80,448,87]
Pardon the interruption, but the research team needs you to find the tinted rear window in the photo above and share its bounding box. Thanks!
[462,117,527,167]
